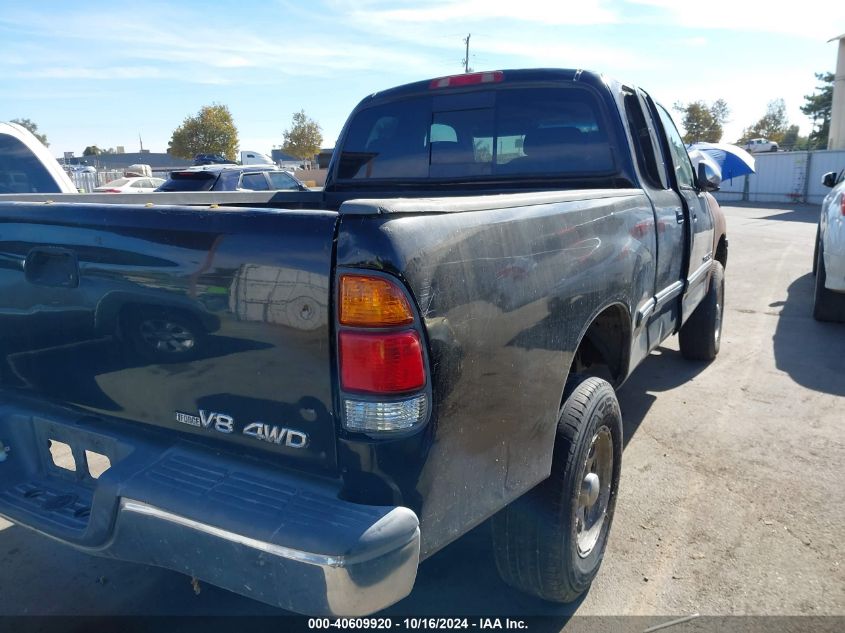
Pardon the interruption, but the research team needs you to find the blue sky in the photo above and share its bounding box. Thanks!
[1,1,841,157]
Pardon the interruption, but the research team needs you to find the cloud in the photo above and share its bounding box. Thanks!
[625,0,843,39]
[347,0,619,26]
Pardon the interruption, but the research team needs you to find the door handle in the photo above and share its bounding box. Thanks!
[675,209,685,224]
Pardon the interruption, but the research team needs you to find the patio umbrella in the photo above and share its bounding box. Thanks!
[688,142,756,182]
[687,148,723,180]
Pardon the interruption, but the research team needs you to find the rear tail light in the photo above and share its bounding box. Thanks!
[337,273,429,434]
[429,71,503,89]
[99,188,122,193]
[339,331,425,393]
[840,194,845,216]
[344,395,428,432]
[339,275,414,327]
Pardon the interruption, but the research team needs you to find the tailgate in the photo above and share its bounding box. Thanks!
[0,202,340,472]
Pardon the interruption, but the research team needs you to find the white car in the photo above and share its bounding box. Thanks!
[0,121,77,193]
[743,137,778,153]
[93,177,165,193]
[813,168,845,321]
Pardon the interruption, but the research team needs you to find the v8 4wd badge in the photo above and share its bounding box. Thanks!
[175,410,309,449]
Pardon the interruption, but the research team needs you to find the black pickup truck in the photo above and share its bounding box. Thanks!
[0,69,727,615]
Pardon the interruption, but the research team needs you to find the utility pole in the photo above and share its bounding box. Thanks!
[462,34,471,73]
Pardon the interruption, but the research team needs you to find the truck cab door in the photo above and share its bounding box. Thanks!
[650,102,716,323]
[621,88,687,359]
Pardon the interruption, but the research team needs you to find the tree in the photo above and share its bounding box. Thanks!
[281,110,323,161]
[673,99,730,143]
[801,72,833,149]
[739,99,789,144]
[780,125,809,151]
[168,104,239,161]
[83,145,102,156]
[11,118,48,146]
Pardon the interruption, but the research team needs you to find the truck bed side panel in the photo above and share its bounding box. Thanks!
[335,191,655,557]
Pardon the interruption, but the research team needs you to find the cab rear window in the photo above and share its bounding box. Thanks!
[157,171,216,192]
[337,87,616,181]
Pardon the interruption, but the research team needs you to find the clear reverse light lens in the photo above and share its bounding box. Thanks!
[344,395,428,432]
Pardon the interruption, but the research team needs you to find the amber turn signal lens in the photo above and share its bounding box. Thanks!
[339,274,414,327]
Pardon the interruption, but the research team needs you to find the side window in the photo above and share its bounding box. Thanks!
[239,172,269,190]
[623,91,666,189]
[655,105,695,189]
[267,172,299,190]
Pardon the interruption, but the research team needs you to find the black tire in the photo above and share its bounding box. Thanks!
[813,241,845,322]
[123,307,205,362]
[813,226,820,276]
[678,261,724,361]
[491,375,623,603]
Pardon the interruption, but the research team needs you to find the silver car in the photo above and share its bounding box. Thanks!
[814,168,845,321]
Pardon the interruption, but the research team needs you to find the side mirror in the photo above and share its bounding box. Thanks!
[697,161,721,192]
[822,171,837,188]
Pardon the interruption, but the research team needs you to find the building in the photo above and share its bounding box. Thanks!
[829,32,845,150]
[63,152,192,172]
[270,149,304,170]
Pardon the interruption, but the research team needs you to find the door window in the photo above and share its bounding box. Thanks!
[655,105,695,189]
[239,172,270,190]
[266,171,300,190]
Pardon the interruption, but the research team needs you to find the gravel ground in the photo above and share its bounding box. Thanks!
[0,203,842,625]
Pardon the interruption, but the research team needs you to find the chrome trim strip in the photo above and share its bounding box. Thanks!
[654,280,684,311]
[636,298,656,326]
[687,260,711,288]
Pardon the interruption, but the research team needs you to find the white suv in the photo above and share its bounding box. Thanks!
[814,169,845,321]
[744,137,778,153]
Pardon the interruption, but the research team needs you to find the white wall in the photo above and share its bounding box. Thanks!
[714,150,845,205]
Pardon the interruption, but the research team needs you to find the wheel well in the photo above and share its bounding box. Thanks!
[567,304,631,394]
[715,235,728,269]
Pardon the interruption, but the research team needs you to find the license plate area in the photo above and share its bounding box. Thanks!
[31,418,118,487]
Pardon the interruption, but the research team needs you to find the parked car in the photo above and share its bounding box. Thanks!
[0,121,77,193]
[743,137,778,153]
[192,153,231,166]
[813,168,845,321]
[0,68,727,616]
[93,177,165,193]
[156,164,308,192]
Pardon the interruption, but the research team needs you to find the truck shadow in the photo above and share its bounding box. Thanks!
[771,273,845,397]
[616,345,710,448]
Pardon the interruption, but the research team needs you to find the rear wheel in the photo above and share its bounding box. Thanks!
[679,261,725,361]
[813,242,845,322]
[491,376,622,603]
[813,226,820,276]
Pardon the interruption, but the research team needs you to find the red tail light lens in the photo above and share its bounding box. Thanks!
[99,188,122,193]
[840,194,845,216]
[339,331,425,394]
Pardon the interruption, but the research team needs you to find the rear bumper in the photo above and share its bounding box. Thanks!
[0,397,419,615]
